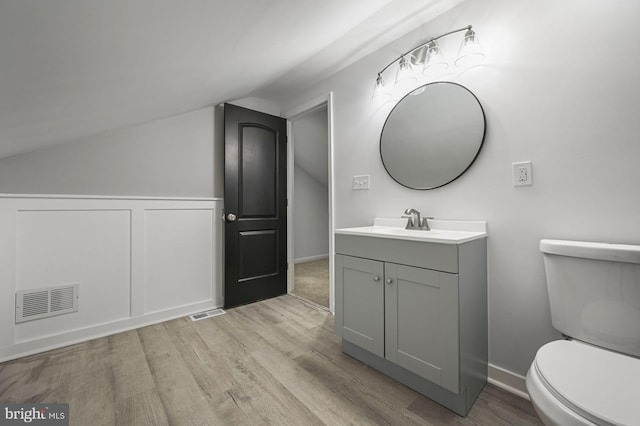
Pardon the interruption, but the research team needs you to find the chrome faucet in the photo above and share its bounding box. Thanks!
[402,208,433,231]
[403,208,421,229]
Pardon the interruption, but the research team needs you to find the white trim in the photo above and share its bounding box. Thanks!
[0,193,221,201]
[284,94,331,120]
[327,92,336,315]
[284,92,336,314]
[488,363,531,400]
[286,120,295,294]
[0,300,220,363]
[293,254,329,264]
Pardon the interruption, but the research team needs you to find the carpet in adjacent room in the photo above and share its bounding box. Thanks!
[292,258,329,308]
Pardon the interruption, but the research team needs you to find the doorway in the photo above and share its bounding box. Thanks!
[286,96,334,311]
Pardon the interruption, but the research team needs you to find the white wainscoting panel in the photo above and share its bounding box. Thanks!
[0,199,18,348]
[144,209,214,313]
[0,195,223,362]
[15,210,131,342]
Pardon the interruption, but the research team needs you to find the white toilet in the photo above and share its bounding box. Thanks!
[526,239,640,426]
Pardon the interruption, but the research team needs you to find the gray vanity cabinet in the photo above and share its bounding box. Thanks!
[335,256,460,392]
[334,255,385,358]
[334,233,487,416]
[384,263,460,393]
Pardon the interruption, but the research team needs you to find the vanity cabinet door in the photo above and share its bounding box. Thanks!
[335,254,385,358]
[384,263,460,393]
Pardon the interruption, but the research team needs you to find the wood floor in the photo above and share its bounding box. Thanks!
[0,295,542,425]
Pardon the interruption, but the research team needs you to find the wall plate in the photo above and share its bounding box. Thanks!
[353,175,370,190]
[512,161,532,186]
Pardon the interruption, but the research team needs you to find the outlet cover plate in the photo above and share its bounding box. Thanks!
[513,161,532,186]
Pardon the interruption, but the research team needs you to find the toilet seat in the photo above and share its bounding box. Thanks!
[528,339,640,426]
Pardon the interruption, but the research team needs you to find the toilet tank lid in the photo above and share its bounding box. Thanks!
[540,239,640,264]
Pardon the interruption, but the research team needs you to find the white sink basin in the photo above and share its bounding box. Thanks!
[335,218,486,244]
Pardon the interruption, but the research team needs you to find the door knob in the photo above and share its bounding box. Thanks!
[226,213,237,222]
[386,278,393,285]
[373,275,380,282]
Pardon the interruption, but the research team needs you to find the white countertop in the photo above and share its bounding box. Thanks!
[335,218,487,244]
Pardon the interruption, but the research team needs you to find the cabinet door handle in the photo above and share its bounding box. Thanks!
[373,275,380,282]
[386,278,393,285]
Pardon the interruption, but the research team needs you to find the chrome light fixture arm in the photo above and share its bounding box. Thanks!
[372,24,484,102]
[376,25,473,76]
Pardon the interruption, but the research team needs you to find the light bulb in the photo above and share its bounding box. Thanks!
[422,40,448,76]
[394,56,418,96]
[372,74,392,104]
[455,28,485,67]
[395,56,416,84]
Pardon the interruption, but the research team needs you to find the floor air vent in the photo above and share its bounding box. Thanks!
[189,308,225,322]
[16,284,79,323]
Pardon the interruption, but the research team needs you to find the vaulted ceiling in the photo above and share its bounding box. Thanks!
[0,0,462,159]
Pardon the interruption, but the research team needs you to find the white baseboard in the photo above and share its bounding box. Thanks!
[488,363,530,400]
[293,254,329,263]
[0,300,220,363]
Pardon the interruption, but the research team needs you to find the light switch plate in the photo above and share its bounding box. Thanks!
[353,175,370,190]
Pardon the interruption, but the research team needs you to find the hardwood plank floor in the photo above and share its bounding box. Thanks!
[0,295,542,425]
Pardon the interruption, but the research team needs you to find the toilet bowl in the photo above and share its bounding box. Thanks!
[526,340,639,426]
[527,239,640,426]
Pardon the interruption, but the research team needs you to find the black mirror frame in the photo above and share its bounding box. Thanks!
[380,81,487,190]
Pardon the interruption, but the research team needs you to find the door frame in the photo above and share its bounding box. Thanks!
[284,92,335,314]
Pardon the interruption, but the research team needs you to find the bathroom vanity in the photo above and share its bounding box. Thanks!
[334,218,487,416]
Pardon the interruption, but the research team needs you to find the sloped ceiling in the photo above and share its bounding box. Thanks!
[293,106,329,186]
[0,0,462,159]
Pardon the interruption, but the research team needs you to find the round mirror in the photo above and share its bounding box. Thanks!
[380,82,486,190]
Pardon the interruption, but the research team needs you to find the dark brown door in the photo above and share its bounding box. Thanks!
[224,104,287,308]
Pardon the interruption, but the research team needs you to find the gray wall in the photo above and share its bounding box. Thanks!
[293,107,329,261]
[277,0,640,376]
[0,107,217,197]
[293,166,329,261]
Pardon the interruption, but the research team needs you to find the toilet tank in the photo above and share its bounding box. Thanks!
[540,239,640,358]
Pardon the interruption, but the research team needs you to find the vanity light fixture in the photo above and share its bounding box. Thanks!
[395,55,417,85]
[455,27,485,67]
[373,73,392,103]
[423,40,448,74]
[373,25,484,102]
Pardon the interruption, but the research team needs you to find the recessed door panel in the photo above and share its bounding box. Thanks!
[240,126,276,218]
[238,230,278,280]
[385,263,460,393]
[335,254,384,358]
[396,274,442,376]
